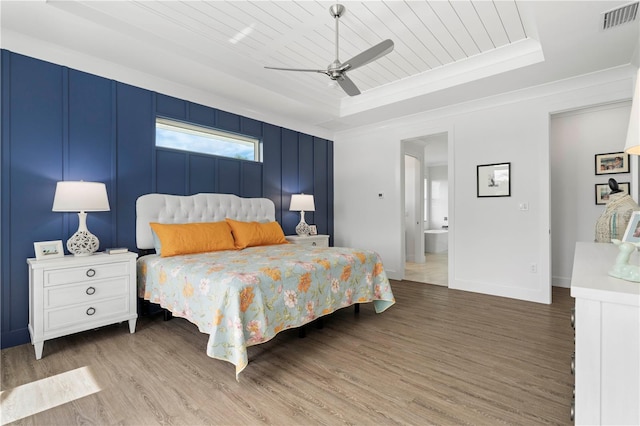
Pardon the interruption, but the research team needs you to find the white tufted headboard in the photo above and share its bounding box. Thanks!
[136,193,276,249]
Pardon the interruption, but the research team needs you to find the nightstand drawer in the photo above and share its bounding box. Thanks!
[45,262,130,286]
[285,235,330,247]
[45,296,129,332]
[44,277,130,309]
[295,239,328,247]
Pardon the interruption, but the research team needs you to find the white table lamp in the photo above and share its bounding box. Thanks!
[289,193,315,236]
[52,181,110,256]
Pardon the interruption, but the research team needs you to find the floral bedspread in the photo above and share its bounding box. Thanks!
[137,244,395,378]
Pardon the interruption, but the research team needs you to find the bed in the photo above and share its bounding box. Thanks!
[136,193,395,378]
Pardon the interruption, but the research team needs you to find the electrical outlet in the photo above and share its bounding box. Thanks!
[530,263,537,273]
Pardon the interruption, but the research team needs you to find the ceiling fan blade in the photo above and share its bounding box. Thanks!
[264,66,327,74]
[337,75,361,96]
[341,39,394,72]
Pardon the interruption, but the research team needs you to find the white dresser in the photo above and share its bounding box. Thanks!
[285,234,330,247]
[28,251,138,359]
[570,242,639,425]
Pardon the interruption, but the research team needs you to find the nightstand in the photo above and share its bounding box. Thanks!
[27,251,138,359]
[285,234,330,247]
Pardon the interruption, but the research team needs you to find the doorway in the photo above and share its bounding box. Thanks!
[403,133,449,286]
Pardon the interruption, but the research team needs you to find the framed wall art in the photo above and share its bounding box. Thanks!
[477,162,511,197]
[33,240,64,260]
[622,211,640,244]
[595,182,630,205]
[595,152,629,175]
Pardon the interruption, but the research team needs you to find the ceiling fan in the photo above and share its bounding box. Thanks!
[264,3,394,96]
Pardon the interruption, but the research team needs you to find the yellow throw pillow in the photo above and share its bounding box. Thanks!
[149,221,236,257]
[225,218,288,249]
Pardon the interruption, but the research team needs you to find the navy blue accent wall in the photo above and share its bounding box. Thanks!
[0,50,333,349]
[115,83,155,252]
[263,124,283,223]
[281,129,301,232]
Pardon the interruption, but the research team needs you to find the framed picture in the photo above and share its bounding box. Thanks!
[309,225,318,235]
[622,211,640,244]
[595,182,630,205]
[34,240,64,260]
[477,162,511,197]
[595,152,629,175]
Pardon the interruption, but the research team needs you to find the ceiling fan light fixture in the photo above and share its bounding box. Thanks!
[329,4,345,19]
[263,3,393,96]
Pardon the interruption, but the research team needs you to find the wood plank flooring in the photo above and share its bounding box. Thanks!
[1,281,574,425]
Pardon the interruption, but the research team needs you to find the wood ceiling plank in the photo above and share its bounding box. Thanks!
[428,1,481,58]
[493,0,527,42]
[376,1,442,71]
[136,2,266,55]
[450,1,496,52]
[358,2,429,82]
[472,1,511,47]
[410,1,467,62]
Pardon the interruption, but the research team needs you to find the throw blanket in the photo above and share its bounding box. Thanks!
[137,244,395,378]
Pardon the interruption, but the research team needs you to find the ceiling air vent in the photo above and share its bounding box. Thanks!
[602,1,638,30]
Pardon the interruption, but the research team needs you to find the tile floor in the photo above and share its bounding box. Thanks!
[405,252,448,286]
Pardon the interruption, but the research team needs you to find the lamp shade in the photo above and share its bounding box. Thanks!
[624,68,640,155]
[52,181,110,212]
[289,194,315,212]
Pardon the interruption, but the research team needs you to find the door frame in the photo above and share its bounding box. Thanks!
[401,131,453,287]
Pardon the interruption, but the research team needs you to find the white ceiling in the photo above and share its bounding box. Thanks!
[1,1,638,138]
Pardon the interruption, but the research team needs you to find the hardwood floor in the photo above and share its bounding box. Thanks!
[1,282,574,425]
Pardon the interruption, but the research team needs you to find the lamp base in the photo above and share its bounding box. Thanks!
[296,222,311,236]
[608,239,640,282]
[296,211,311,236]
[67,230,99,256]
[66,211,100,256]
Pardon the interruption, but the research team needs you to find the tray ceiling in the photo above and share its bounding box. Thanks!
[1,1,638,136]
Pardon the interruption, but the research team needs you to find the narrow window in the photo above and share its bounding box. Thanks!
[156,118,261,162]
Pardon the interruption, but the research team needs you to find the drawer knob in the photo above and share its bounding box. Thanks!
[571,353,575,375]
[86,268,96,278]
[570,399,575,421]
[86,307,96,316]
[86,286,96,295]
[570,309,575,328]
[312,242,317,246]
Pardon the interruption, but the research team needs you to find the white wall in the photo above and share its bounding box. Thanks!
[550,101,633,288]
[427,165,448,230]
[334,65,636,304]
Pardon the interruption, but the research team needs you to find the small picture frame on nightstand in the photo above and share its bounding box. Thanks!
[34,240,64,260]
[309,225,318,235]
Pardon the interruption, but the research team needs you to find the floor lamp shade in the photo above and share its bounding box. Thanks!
[289,194,315,236]
[52,181,110,256]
